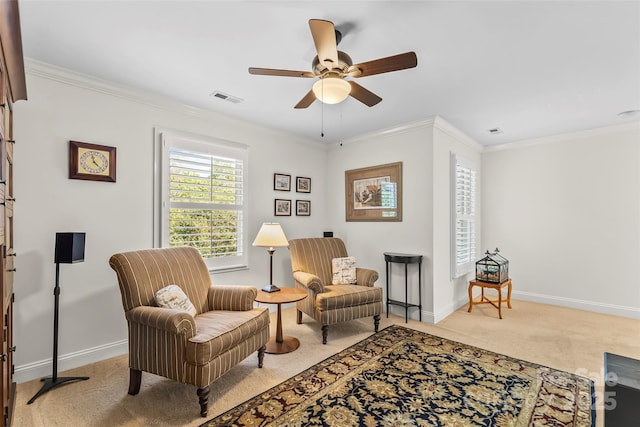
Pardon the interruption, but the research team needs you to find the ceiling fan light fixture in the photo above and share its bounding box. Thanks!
[312,77,351,104]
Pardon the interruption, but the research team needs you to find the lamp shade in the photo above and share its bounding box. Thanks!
[312,77,351,104]
[252,223,288,249]
[54,232,86,263]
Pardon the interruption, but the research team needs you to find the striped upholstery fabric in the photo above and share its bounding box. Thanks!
[289,238,382,342]
[109,246,269,390]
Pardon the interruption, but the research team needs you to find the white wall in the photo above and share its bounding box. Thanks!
[482,123,640,317]
[13,61,328,382]
[431,118,483,322]
[325,117,483,323]
[326,122,434,319]
[13,60,638,385]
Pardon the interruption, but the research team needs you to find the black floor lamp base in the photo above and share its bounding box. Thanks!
[28,375,90,404]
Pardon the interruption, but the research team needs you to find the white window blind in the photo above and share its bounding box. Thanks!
[158,131,248,271]
[451,153,477,278]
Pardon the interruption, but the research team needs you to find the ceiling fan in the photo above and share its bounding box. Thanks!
[248,19,417,109]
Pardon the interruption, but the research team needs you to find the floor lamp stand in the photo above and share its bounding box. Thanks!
[28,263,89,404]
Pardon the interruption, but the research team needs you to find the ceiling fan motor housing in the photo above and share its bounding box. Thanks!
[313,51,353,76]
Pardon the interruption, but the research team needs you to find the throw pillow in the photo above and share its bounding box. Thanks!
[154,284,197,317]
[332,256,357,285]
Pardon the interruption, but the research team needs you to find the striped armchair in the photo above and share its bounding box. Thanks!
[289,238,382,344]
[109,246,269,417]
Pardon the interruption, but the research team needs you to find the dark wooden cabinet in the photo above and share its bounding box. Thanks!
[0,2,27,425]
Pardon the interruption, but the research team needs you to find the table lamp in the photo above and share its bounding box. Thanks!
[252,223,288,292]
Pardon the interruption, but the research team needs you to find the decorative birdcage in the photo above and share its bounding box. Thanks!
[476,248,509,283]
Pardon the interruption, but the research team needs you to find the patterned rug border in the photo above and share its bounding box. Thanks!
[202,325,595,427]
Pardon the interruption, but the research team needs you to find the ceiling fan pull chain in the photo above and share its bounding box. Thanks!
[321,80,324,137]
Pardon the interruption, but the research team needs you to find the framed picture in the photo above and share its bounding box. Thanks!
[69,140,117,182]
[274,199,291,216]
[274,173,291,191]
[345,161,402,222]
[296,176,311,193]
[296,200,311,216]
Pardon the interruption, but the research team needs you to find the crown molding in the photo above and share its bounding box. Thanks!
[24,58,322,147]
[432,116,483,152]
[483,121,640,153]
[333,115,483,152]
[25,58,212,117]
[332,116,436,148]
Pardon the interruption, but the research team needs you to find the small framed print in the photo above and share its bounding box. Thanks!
[274,199,291,216]
[296,200,311,216]
[274,173,291,191]
[296,176,311,193]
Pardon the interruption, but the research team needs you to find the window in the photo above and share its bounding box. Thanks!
[451,153,477,278]
[156,130,248,271]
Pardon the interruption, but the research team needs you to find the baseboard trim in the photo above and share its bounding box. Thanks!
[512,291,640,319]
[14,339,128,384]
[433,295,471,324]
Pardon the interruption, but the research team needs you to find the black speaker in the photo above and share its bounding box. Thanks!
[54,232,86,263]
[28,231,89,404]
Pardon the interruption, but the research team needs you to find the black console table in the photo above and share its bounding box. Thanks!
[384,252,422,323]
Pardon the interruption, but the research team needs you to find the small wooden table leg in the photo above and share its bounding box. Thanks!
[468,279,512,319]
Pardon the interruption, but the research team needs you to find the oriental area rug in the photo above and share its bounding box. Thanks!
[201,325,594,427]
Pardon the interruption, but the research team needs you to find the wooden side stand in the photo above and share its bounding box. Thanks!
[467,279,512,319]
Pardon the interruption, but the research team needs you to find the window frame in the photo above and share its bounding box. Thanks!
[153,128,249,272]
[450,153,478,279]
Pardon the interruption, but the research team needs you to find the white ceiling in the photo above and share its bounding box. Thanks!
[18,1,640,146]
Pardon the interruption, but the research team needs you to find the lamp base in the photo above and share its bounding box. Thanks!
[262,284,281,293]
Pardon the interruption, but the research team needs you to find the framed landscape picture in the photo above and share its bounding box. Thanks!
[274,199,291,216]
[345,162,402,222]
[274,173,291,191]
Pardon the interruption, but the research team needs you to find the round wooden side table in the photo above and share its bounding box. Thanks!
[255,287,307,354]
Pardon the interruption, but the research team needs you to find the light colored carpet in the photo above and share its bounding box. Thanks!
[13,300,640,427]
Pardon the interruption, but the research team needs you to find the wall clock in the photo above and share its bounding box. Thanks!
[69,140,116,182]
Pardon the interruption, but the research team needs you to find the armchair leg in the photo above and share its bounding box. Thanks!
[322,325,329,344]
[128,368,141,395]
[197,386,210,417]
[296,309,303,324]
[258,345,266,368]
[373,314,381,333]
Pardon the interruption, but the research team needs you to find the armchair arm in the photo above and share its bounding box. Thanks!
[125,306,196,337]
[356,268,379,287]
[293,271,324,293]
[207,285,257,311]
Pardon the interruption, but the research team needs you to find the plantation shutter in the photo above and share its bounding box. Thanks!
[451,153,477,278]
[160,132,248,271]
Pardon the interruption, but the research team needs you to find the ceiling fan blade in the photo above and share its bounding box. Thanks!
[249,67,315,78]
[309,19,339,70]
[349,51,417,77]
[348,81,382,107]
[294,90,317,109]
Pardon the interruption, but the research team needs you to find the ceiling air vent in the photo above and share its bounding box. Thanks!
[210,91,243,104]
[487,127,503,135]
